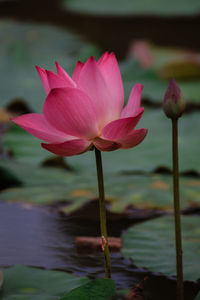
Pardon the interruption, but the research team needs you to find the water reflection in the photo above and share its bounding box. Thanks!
[0,202,199,299]
[0,202,147,289]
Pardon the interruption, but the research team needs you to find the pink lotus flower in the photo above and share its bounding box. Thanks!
[13,52,147,156]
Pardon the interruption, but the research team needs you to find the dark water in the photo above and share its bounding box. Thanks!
[0,202,148,288]
[0,202,199,299]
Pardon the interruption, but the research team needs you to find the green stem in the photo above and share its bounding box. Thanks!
[95,147,111,279]
[172,118,184,300]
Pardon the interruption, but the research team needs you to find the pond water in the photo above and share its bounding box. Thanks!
[0,202,199,299]
[1,1,200,299]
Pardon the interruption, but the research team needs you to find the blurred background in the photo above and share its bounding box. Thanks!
[1,0,200,210]
[0,1,200,299]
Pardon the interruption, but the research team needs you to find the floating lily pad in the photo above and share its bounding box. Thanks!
[2,125,49,165]
[59,173,200,214]
[1,158,200,214]
[122,216,200,281]
[63,0,200,16]
[70,109,200,173]
[0,158,97,208]
[0,20,99,111]
[1,109,200,213]
[106,175,200,213]
[3,108,200,173]
[0,265,90,300]
[61,279,116,300]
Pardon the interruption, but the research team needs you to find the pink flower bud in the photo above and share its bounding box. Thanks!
[163,78,185,119]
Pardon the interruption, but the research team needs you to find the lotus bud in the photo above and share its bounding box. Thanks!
[163,78,185,119]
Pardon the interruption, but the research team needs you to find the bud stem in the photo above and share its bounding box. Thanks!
[172,118,184,300]
[95,147,111,278]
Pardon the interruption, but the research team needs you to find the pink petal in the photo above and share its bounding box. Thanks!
[98,52,124,118]
[43,87,99,139]
[93,137,120,152]
[72,61,84,83]
[102,109,144,140]
[77,56,112,129]
[12,113,73,143]
[121,83,143,118]
[36,66,50,94]
[46,70,70,90]
[41,139,91,157]
[98,51,109,65]
[118,129,148,149]
[55,62,76,87]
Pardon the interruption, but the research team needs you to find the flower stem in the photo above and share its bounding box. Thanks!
[95,147,111,279]
[172,118,184,300]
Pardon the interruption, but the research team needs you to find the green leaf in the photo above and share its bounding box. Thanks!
[1,159,200,214]
[122,216,200,281]
[195,291,200,300]
[60,278,116,300]
[0,159,93,206]
[0,265,90,300]
[70,109,200,173]
[1,110,200,213]
[2,125,49,165]
[106,174,200,213]
[63,0,200,16]
[0,20,100,111]
[3,108,200,174]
